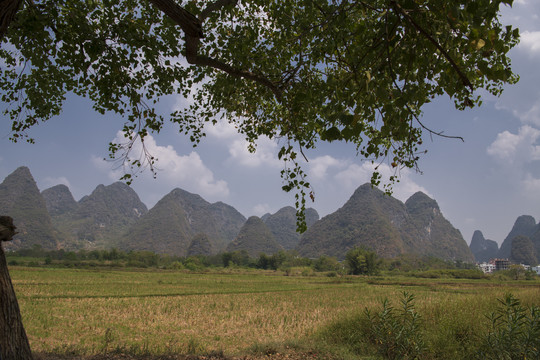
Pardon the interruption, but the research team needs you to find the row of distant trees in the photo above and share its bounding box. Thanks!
[8,244,482,276]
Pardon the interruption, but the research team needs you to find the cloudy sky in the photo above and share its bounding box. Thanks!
[1,1,539,246]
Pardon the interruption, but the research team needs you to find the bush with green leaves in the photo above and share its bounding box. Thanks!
[345,247,381,275]
[476,293,540,360]
[364,292,425,360]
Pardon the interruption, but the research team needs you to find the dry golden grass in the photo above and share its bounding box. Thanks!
[10,267,540,356]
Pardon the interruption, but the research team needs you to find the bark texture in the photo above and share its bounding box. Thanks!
[0,0,23,40]
[0,216,33,360]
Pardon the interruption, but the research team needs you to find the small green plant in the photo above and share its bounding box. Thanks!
[100,328,115,353]
[186,337,207,355]
[476,293,540,359]
[365,292,425,360]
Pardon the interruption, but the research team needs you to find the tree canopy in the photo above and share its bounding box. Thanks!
[0,0,519,229]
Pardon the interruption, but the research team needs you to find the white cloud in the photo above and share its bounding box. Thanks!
[333,161,430,202]
[512,99,540,126]
[308,155,345,180]
[252,203,273,216]
[228,136,281,168]
[523,173,540,196]
[202,118,283,169]
[204,118,240,139]
[487,125,540,163]
[487,125,540,195]
[93,131,229,199]
[41,176,71,190]
[519,31,540,54]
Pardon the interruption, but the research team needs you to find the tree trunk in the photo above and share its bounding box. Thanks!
[0,0,23,40]
[0,216,33,360]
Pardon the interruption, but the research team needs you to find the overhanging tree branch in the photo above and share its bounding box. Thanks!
[147,0,203,37]
[391,1,474,91]
[147,0,283,100]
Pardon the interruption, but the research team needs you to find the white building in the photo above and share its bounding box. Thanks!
[478,262,496,274]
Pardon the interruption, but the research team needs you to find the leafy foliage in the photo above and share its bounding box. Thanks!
[476,293,540,360]
[345,247,381,275]
[365,292,425,360]
[0,0,520,225]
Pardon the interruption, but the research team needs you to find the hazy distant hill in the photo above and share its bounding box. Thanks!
[120,188,245,256]
[469,230,499,262]
[531,224,540,264]
[42,184,78,216]
[403,192,473,261]
[208,201,248,248]
[297,184,474,261]
[0,167,59,250]
[45,182,148,249]
[297,184,408,259]
[497,215,537,259]
[263,206,319,250]
[187,233,214,256]
[226,216,283,257]
[0,166,512,263]
[510,235,538,265]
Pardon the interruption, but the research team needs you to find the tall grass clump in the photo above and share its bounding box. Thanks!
[476,293,540,359]
[316,292,425,359]
[317,292,540,360]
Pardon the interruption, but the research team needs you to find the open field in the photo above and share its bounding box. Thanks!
[9,267,540,358]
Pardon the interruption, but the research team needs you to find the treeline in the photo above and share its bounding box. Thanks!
[5,244,492,279]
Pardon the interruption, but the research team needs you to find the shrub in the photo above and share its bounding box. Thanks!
[364,292,425,360]
[345,247,381,275]
[476,293,540,359]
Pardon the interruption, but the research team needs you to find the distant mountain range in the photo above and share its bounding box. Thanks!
[297,184,474,261]
[0,166,489,262]
[469,215,540,265]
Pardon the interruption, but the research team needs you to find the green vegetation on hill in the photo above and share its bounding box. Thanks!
[120,188,245,256]
[298,184,474,261]
[47,182,148,250]
[227,216,283,257]
[0,166,59,250]
[498,215,537,259]
[187,233,214,256]
[263,206,319,250]
[41,184,78,216]
[298,184,407,259]
[5,168,538,266]
[404,192,473,261]
[511,235,538,265]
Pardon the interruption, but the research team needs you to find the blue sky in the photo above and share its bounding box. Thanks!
[1,1,539,246]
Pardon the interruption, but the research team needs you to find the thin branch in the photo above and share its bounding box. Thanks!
[391,1,473,91]
[384,9,464,143]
